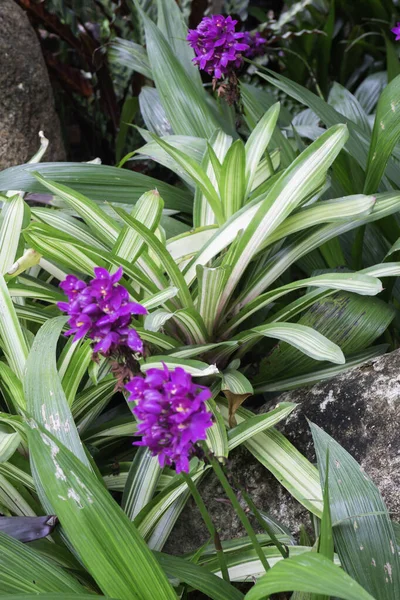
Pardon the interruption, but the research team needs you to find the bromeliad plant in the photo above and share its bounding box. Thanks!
[10,113,400,420]
[1,1,400,598]
[0,98,400,597]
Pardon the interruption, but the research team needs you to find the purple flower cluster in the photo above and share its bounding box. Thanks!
[187,15,249,79]
[243,31,267,58]
[57,267,147,355]
[126,365,213,473]
[392,22,400,41]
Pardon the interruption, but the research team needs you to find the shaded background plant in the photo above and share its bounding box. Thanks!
[17,0,400,162]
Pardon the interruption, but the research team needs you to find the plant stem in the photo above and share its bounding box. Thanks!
[207,452,271,573]
[237,486,289,559]
[181,471,230,582]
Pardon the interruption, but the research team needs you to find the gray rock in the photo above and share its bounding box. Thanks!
[166,350,400,554]
[0,0,65,169]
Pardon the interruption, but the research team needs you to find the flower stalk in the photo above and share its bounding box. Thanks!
[206,449,271,573]
[181,471,230,583]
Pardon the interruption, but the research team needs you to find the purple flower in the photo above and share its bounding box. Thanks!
[392,23,400,41]
[243,31,267,58]
[57,268,147,356]
[60,274,86,299]
[187,15,249,79]
[126,365,213,473]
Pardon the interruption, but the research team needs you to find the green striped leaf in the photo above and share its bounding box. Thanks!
[0,425,20,464]
[262,194,376,248]
[0,473,37,516]
[156,551,244,600]
[111,206,193,307]
[136,328,179,350]
[1,592,106,600]
[24,317,90,467]
[14,303,59,327]
[73,377,115,432]
[255,345,387,392]
[184,197,264,286]
[363,262,400,276]
[134,461,205,539]
[228,403,297,450]
[220,140,246,218]
[150,135,224,225]
[207,545,318,581]
[141,356,218,377]
[136,134,206,186]
[0,363,25,412]
[257,70,370,175]
[167,341,238,359]
[8,279,64,303]
[194,130,232,227]
[137,3,219,138]
[0,531,86,595]
[60,340,92,407]
[142,287,178,310]
[144,309,174,333]
[197,265,229,337]
[122,447,161,520]
[244,553,375,600]
[167,226,217,264]
[218,401,322,516]
[311,423,400,600]
[24,224,98,276]
[364,74,400,193]
[205,397,229,458]
[113,189,163,263]
[0,275,28,381]
[241,83,296,168]
[27,421,176,600]
[32,173,120,247]
[224,272,383,335]
[245,103,280,196]
[328,82,371,136]
[0,162,192,213]
[254,292,394,387]
[147,491,190,551]
[108,37,152,79]
[216,125,349,315]
[155,0,202,88]
[239,322,345,365]
[32,208,106,250]
[189,533,293,561]
[138,87,173,137]
[251,151,281,192]
[82,416,137,447]
[172,308,208,345]
[355,72,387,114]
[239,192,400,305]
[24,224,160,296]
[0,195,25,275]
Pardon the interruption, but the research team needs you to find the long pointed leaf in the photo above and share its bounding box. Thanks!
[311,423,400,600]
[216,124,348,315]
[27,420,176,600]
[0,275,28,381]
[0,195,25,275]
[244,553,375,600]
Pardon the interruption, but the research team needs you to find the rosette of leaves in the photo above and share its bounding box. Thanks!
[0,130,399,595]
